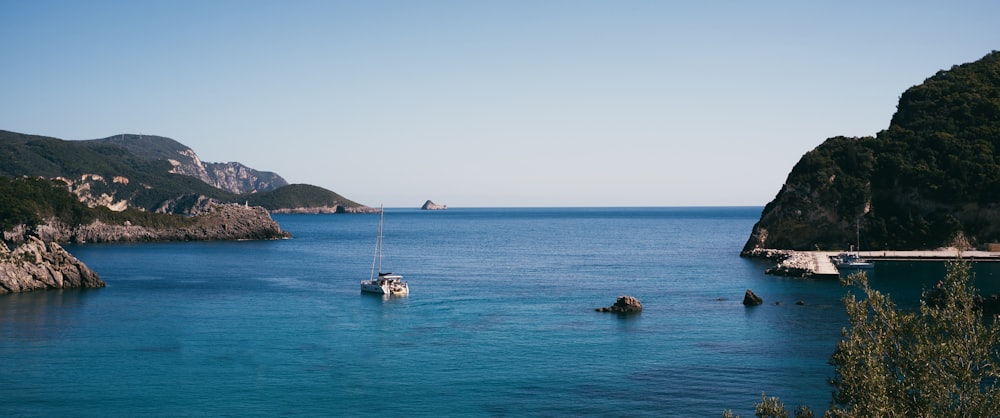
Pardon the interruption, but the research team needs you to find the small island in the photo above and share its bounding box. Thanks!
[421,200,448,210]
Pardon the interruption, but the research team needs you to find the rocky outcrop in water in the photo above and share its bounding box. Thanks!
[421,200,448,210]
[0,237,104,294]
[743,289,763,306]
[596,295,643,313]
[4,203,290,244]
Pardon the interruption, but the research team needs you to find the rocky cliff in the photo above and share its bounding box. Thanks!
[89,134,288,194]
[743,51,1000,253]
[0,236,104,294]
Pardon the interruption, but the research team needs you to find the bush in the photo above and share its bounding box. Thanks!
[727,258,1000,417]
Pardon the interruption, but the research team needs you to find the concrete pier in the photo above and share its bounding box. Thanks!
[853,250,1000,261]
[810,252,840,279]
[761,249,1000,279]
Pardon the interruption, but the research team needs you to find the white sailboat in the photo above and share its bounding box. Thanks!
[360,207,409,295]
[834,220,874,270]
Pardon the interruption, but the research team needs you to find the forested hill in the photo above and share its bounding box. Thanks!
[0,130,368,215]
[743,50,1000,253]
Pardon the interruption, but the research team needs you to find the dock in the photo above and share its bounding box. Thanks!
[761,249,1000,279]
[853,250,1000,261]
[810,252,840,279]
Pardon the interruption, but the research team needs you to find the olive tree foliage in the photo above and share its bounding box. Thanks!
[725,258,1000,417]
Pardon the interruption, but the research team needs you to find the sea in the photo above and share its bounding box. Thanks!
[3,207,1000,417]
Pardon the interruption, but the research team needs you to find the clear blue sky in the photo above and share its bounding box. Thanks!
[2,1,998,207]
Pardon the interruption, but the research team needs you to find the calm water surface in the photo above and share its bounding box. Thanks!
[3,207,999,417]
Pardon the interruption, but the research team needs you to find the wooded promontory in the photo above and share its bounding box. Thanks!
[743,51,1000,253]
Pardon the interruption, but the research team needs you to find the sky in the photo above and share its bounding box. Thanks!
[1,1,998,208]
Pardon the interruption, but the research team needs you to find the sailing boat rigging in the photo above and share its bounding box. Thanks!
[833,219,874,270]
[360,206,409,295]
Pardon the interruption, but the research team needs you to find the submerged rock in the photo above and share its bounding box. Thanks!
[596,295,643,313]
[743,289,763,306]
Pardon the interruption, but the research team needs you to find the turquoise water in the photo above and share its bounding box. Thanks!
[3,207,999,416]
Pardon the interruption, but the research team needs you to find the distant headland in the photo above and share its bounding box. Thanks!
[0,130,378,293]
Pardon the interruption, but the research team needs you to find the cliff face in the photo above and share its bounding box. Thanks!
[743,136,876,252]
[202,161,287,195]
[91,134,288,194]
[0,237,104,294]
[744,51,1000,253]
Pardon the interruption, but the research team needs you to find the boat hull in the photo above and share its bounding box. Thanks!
[360,278,409,296]
[833,253,874,271]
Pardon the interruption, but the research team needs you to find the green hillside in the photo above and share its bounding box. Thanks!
[0,130,233,213]
[0,130,367,215]
[244,184,363,212]
[744,50,1000,252]
[0,176,194,233]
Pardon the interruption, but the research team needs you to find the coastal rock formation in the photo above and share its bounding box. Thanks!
[421,200,448,210]
[742,51,1000,254]
[743,289,763,306]
[762,251,815,278]
[596,295,643,313]
[0,236,104,294]
[5,203,290,244]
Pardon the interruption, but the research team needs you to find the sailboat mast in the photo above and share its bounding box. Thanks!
[370,206,384,281]
[856,219,861,255]
[377,207,384,274]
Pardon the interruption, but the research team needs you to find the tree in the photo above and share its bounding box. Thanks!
[727,258,1000,417]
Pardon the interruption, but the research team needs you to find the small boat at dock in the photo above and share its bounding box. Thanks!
[832,252,874,270]
[834,221,874,270]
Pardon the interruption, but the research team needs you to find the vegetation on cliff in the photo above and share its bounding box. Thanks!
[0,176,289,243]
[744,51,1000,252]
[0,176,195,233]
[244,183,364,213]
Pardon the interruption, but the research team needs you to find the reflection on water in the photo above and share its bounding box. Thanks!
[0,289,99,342]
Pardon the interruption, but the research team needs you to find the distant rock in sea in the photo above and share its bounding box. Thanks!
[421,200,448,210]
[596,295,643,313]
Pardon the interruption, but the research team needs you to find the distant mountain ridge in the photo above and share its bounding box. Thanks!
[743,51,1000,253]
[89,134,288,194]
[0,130,370,215]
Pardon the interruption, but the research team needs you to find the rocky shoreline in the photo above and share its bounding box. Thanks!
[742,248,807,277]
[1,203,291,294]
[4,203,290,244]
[0,236,104,294]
